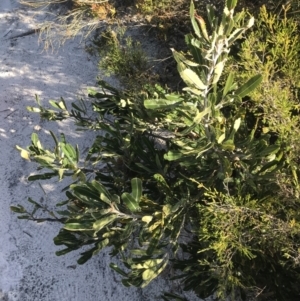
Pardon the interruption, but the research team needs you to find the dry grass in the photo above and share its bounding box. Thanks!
[20,0,113,49]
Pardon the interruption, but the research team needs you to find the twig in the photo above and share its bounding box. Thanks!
[6,28,42,40]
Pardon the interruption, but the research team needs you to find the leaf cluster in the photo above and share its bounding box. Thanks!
[12,1,300,300]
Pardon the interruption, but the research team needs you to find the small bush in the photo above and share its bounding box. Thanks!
[12,0,300,300]
[96,27,154,89]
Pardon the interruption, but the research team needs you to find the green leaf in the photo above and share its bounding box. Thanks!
[64,222,93,231]
[141,258,168,287]
[233,117,241,132]
[72,185,100,203]
[71,102,86,113]
[61,143,77,164]
[212,60,225,84]
[26,106,41,113]
[49,98,67,110]
[56,248,75,256]
[133,258,164,269]
[17,215,31,220]
[27,197,42,208]
[100,193,111,205]
[163,292,188,301]
[144,98,182,110]
[176,61,206,90]
[93,214,117,233]
[77,248,96,265]
[257,145,280,158]
[10,206,26,213]
[164,151,183,161]
[221,139,235,151]
[146,229,161,255]
[154,174,172,197]
[234,74,262,98]
[58,169,64,180]
[49,131,59,155]
[54,231,80,246]
[218,133,226,144]
[28,172,58,181]
[16,145,30,161]
[110,263,128,277]
[172,50,199,67]
[31,133,42,149]
[91,180,112,205]
[121,192,140,212]
[135,163,153,173]
[189,0,201,38]
[194,14,209,41]
[193,107,211,124]
[226,0,237,10]
[131,178,142,203]
[94,238,109,255]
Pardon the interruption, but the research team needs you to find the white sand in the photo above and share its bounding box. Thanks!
[0,1,203,300]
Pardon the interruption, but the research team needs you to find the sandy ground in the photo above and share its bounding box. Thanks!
[0,1,204,300]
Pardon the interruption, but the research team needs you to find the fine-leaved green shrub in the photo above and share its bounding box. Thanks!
[97,27,154,90]
[12,0,300,300]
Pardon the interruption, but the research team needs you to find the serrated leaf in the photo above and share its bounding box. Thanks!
[235,74,262,98]
[172,50,199,67]
[121,192,140,212]
[177,62,206,90]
